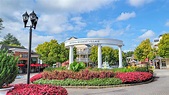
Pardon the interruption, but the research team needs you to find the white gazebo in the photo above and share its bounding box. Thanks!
[65,38,124,68]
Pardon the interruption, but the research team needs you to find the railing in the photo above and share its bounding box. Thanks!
[76,50,91,55]
[76,58,91,63]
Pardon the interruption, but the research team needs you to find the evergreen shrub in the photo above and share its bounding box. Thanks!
[0,50,18,88]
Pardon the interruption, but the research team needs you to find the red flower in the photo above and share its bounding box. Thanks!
[115,72,152,83]
[30,73,43,83]
[7,84,68,95]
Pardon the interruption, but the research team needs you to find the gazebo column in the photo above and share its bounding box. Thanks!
[118,45,123,68]
[98,44,102,68]
[69,45,74,69]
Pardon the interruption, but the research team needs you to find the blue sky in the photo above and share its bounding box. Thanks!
[0,0,169,52]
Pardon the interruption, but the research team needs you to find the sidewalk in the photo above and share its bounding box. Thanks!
[12,73,39,84]
[154,69,169,76]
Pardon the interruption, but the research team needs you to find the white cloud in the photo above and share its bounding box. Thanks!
[128,0,153,7]
[138,30,155,39]
[141,29,147,32]
[0,20,55,50]
[165,21,169,27]
[116,12,136,21]
[87,23,133,37]
[125,24,131,31]
[37,14,72,34]
[0,0,117,48]
[70,17,86,30]
[87,27,111,37]
[36,0,115,13]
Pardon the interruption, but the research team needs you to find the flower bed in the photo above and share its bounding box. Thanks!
[7,84,68,95]
[43,69,114,80]
[30,73,43,83]
[30,68,153,86]
[115,72,153,83]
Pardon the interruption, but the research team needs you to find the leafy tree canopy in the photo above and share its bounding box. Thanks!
[35,40,75,66]
[124,51,134,57]
[89,46,125,65]
[134,39,153,61]
[0,33,21,46]
[89,46,98,63]
[158,33,169,58]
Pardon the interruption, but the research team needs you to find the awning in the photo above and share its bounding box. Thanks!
[35,63,41,67]
[18,64,25,67]
[30,64,36,67]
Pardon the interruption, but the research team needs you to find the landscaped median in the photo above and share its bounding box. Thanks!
[30,67,153,87]
[7,66,154,94]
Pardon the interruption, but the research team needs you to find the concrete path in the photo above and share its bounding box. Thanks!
[12,73,38,84]
[66,69,169,95]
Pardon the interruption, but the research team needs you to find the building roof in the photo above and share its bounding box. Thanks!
[0,44,25,50]
[68,37,77,40]
[0,44,38,55]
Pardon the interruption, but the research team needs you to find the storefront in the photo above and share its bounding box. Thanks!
[154,57,169,69]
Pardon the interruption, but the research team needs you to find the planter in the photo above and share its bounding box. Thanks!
[0,86,14,95]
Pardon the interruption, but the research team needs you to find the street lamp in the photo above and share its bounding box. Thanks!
[22,11,38,84]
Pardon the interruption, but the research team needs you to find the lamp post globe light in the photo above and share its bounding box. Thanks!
[22,11,38,84]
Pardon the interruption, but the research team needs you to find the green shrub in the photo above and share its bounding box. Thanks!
[33,78,122,86]
[70,62,85,72]
[43,66,67,72]
[0,50,18,88]
[135,67,149,72]
[89,67,105,71]
[112,67,135,72]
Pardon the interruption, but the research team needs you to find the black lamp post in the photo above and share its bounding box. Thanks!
[22,11,38,84]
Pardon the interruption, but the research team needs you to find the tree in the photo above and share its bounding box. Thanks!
[158,33,169,58]
[102,46,114,63]
[0,18,4,33]
[35,40,76,66]
[89,46,98,64]
[35,39,60,66]
[125,51,134,57]
[58,42,69,63]
[134,39,153,61]
[113,49,119,64]
[89,46,124,65]
[0,33,21,46]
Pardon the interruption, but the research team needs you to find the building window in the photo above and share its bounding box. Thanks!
[162,60,166,67]
[20,54,28,58]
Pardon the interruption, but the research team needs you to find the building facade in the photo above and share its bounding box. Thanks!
[0,44,41,73]
[68,37,92,66]
[152,34,169,69]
